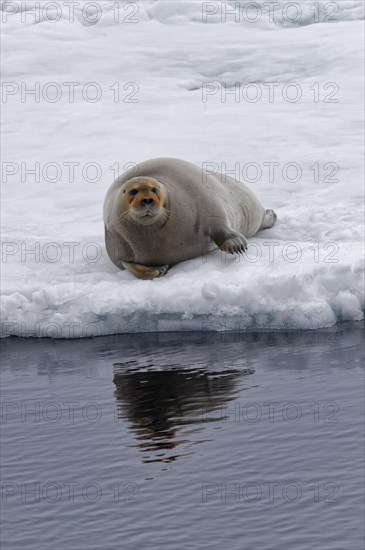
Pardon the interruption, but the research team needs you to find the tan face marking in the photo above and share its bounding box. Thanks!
[131,190,161,209]
[121,178,165,212]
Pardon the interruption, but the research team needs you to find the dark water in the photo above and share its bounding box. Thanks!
[1,325,364,550]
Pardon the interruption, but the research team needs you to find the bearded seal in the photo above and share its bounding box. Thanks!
[103,158,277,279]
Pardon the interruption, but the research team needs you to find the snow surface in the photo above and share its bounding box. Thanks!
[1,0,364,337]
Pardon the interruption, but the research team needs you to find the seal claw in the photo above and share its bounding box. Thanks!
[220,234,248,256]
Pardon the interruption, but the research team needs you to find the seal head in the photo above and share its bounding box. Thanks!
[119,176,168,227]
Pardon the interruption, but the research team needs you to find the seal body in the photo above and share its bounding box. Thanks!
[103,158,277,279]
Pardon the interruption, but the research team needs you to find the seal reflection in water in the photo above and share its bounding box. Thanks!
[113,364,253,464]
[103,158,277,279]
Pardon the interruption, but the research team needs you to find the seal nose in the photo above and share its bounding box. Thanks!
[141,198,155,206]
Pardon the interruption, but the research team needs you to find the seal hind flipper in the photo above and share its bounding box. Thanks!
[260,208,277,230]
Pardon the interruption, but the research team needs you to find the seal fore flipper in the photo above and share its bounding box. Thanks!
[211,226,248,255]
[122,261,170,280]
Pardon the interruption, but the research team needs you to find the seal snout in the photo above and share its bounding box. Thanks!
[141,198,155,206]
[133,192,160,216]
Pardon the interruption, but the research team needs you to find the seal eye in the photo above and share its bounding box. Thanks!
[151,187,157,194]
[128,189,138,197]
